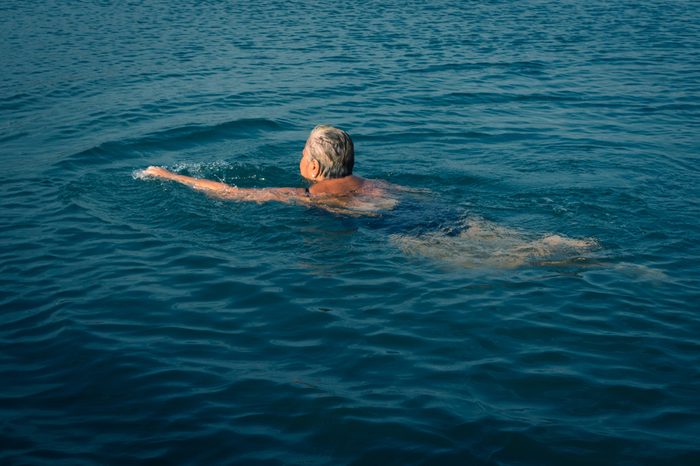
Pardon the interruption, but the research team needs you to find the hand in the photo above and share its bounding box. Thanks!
[143,166,173,178]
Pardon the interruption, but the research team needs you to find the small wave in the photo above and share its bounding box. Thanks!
[0,92,40,111]
[141,117,293,145]
[406,60,546,74]
[431,90,581,106]
[353,128,531,145]
[53,118,294,172]
[0,131,29,144]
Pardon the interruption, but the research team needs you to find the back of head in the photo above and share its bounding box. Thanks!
[304,125,354,178]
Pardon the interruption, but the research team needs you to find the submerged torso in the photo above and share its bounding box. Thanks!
[306,178,401,216]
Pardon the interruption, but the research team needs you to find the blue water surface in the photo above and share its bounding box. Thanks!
[1,1,699,464]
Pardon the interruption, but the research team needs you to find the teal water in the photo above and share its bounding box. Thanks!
[2,1,700,464]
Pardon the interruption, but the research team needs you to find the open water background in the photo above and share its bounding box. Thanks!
[2,1,699,464]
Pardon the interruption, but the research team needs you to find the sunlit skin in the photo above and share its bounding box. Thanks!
[142,146,595,259]
[142,146,376,204]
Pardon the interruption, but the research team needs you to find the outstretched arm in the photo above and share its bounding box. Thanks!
[142,166,309,204]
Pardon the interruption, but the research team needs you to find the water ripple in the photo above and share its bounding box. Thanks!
[2,0,700,464]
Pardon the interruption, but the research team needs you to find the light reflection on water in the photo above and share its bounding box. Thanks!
[1,0,699,464]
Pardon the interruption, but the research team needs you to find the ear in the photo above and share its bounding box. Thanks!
[310,158,321,179]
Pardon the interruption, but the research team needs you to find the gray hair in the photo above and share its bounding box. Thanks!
[304,125,354,178]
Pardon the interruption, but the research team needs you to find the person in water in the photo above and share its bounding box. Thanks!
[143,124,595,266]
[143,124,395,212]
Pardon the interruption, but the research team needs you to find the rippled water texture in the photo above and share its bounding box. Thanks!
[2,1,699,464]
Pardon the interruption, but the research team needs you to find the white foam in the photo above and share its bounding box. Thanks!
[131,169,148,180]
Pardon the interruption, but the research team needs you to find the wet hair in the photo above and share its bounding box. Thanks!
[304,125,354,178]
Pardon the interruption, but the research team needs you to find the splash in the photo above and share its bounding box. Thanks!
[131,169,148,180]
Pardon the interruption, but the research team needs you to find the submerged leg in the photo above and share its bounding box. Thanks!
[391,217,597,268]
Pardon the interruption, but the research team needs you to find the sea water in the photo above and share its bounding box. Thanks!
[1,1,699,464]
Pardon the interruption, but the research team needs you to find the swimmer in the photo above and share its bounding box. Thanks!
[143,125,397,214]
[143,124,597,266]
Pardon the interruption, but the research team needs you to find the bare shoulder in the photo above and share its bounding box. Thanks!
[309,178,400,215]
